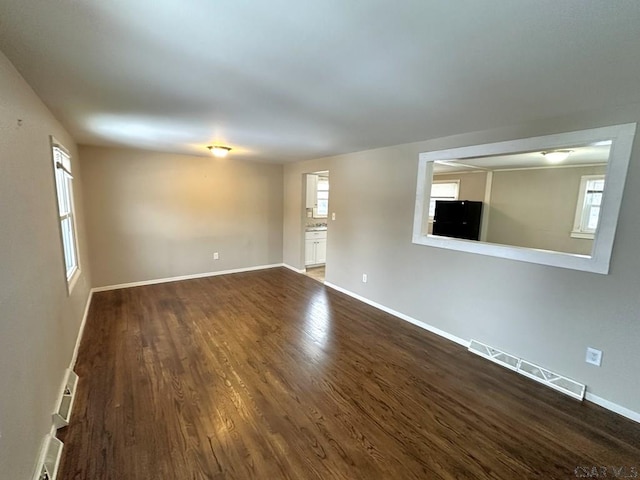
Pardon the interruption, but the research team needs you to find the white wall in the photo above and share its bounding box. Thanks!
[0,52,92,479]
[80,146,284,287]
[486,165,606,254]
[283,104,640,415]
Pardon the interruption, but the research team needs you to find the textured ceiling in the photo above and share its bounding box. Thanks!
[1,0,640,163]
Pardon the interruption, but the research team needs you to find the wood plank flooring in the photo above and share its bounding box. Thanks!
[58,267,640,479]
[304,266,325,283]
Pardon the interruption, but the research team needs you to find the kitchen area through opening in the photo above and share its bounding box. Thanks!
[304,171,329,282]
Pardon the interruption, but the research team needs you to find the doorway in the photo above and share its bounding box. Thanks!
[303,170,329,283]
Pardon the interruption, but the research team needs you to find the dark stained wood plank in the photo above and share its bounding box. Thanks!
[58,267,640,479]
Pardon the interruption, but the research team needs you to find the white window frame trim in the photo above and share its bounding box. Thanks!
[571,174,605,240]
[51,137,81,293]
[412,123,636,275]
[313,175,329,218]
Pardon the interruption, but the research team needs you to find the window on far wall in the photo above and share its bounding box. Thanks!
[429,180,459,218]
[315,176,329,217]
[52,141,80,290]
[571,175,605,239]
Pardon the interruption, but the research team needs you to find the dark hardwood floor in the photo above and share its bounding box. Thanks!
[58,267,640,479]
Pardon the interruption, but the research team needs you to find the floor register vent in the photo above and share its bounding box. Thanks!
[53,369,79,428]
[33,435,63,480]
[33,369,79,480]
[468,340,586,400]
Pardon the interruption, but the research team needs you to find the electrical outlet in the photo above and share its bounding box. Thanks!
[213,252,219,260]
[362,273,368,283]
[585,347,602,366]
[331,212,336,220]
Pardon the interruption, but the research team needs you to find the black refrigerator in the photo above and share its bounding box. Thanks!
[433,200,483,241]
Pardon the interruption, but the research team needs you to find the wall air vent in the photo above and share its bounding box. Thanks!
[33,435,63,480]
[53,369,79,428]
[468,339,586,400]
[518,359,586,400]
[468,339,519,371]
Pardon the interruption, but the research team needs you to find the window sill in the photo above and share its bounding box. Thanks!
[570,231,595,240]
[67,267,81,295]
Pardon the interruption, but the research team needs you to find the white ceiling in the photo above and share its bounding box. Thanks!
[1,1,640,163]
[434,144,611,173]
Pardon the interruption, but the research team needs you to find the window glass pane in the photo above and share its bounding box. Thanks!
[431,182,458,198]
[575,175,605,234]
[429,182,459,217]
[317,177,329,191]
[62,177,72,215]
[589,192,602,207]
[62,216,76,274]
[53,143,78,282]
[587,206,600,230]
[316,199,329,216]
[56,169,66,213]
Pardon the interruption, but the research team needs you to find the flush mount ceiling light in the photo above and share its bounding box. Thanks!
[541,150,572,163]
[207,145,232,158]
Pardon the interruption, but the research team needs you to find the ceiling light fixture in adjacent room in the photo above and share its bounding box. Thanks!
[208,145,232,158]
[541,150,572,163]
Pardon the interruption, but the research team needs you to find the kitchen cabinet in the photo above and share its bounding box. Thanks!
[315,237,327,264]
[305,230,327,266]
[306,174,318,208]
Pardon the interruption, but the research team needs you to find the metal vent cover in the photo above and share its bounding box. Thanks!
[53,369,79,429]
[33,435,63,480]
[468,339,585,400]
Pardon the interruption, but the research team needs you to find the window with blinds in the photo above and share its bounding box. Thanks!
[315,176,329,217]
[52,142,79,287]
[572,175,605,239]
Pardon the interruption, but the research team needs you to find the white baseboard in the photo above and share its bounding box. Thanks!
[70,289,93,368]
[283,263,306,274]
[34,287,92,480]
[323,281,640,424]
[92,263,284,292]
[324,281,470,348]
[585,392,640,423]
